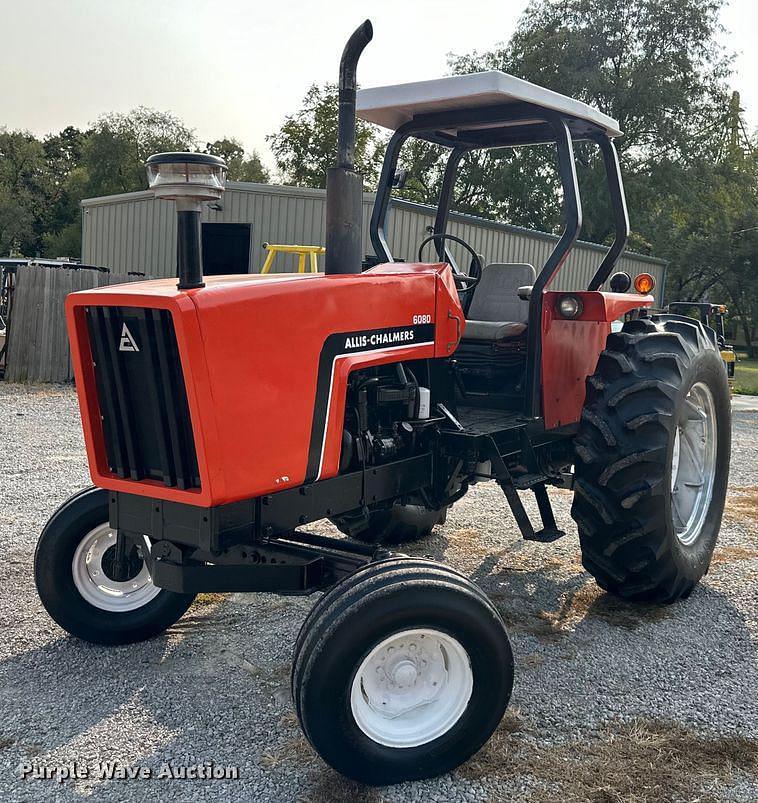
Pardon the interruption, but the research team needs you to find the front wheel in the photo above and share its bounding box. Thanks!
[35,487,196,644]
[291,558,514,784]
[572,315,731,603]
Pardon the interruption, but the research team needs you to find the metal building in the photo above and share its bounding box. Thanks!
[82,182,666,295]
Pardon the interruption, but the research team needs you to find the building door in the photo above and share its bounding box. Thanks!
[201,223,251,275]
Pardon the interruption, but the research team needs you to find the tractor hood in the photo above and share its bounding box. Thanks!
[66,263,463,507]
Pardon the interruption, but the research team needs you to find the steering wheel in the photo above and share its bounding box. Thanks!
[417,233,482,294]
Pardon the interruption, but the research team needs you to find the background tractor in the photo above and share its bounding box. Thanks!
[35,20,730,785]
[667,301,736,388]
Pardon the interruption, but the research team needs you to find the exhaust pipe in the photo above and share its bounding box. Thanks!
[324,20,373,275]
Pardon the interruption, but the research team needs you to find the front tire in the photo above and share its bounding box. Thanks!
[35,487,196,644]
[291,558,514,784]
[572,316,731,603]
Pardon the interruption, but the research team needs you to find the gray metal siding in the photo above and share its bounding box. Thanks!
[382,200,660,293]
[82,182,666,297]
[84,195,176,278]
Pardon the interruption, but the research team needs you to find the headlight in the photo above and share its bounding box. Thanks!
[145,152,227,203]
[557,295,583,319]
[609,271,632,292]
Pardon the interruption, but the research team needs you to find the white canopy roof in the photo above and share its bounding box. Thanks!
[356,71,621,139]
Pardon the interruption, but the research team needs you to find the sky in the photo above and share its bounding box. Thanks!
[2,0,756,173]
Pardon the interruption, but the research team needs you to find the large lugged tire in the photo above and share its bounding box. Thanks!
[35,487,196,644]
[571,315,731,603]
[291,558,514,784]
[330,502,447,545]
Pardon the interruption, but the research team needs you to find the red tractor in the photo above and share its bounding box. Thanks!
[35,22,731,784]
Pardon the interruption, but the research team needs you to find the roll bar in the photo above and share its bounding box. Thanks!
[369,104,628,284]
[587,135,630,290]
[524,115,582,417]
[367,102,630,419]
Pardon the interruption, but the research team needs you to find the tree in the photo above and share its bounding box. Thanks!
[38,109,196,258]
[43,127,84,190]
[205,138,269,183]
[38,127,86,257]
[81,107,196,197]
[0,110,278,261]
[446,0,758,351]
[448,0,733,243]
[268,83,384,189]
[646,141,758,354]
[0,129,47,255]
[0,188,34,256]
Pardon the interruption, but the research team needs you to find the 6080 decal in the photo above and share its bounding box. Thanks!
[412,314,432,324]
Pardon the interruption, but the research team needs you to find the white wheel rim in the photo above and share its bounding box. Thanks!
[71,523,161,612]
[350,628,473,748]
[671,382,718,546]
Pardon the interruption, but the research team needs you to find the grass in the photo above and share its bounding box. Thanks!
[734,353,758,395]
[722,486,758,527]
[272,711,758,802]
[459,716,758,803]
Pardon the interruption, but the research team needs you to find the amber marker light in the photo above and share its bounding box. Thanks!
[633,273,655,294]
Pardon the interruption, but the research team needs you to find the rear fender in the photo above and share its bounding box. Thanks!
[541,291,653,428]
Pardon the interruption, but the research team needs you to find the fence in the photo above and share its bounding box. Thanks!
[4,266,146,383]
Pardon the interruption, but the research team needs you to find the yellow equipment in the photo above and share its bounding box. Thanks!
[721,348,736,390]
[260,243,325,274]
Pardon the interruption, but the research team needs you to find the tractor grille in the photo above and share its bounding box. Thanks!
[85,306,200,490]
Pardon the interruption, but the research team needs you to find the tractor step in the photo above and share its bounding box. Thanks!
[512,473,550,490]
[482,435,566,543]
[496,476,566,543]
[523,526,566,543]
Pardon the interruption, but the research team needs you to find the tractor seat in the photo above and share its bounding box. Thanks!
[463,263,536,342]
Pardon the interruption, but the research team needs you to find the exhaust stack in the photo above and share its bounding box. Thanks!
[324,20,373,275]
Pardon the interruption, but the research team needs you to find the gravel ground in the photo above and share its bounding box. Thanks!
[0,383,756,802]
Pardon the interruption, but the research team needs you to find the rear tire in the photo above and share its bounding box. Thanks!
[35,487,196,644]
[331,502,447,545]
[571,316,731,603]
[291,558,513,784]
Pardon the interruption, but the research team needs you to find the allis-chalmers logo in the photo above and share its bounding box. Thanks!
[118,323,139,353]
[343,329,415,350]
